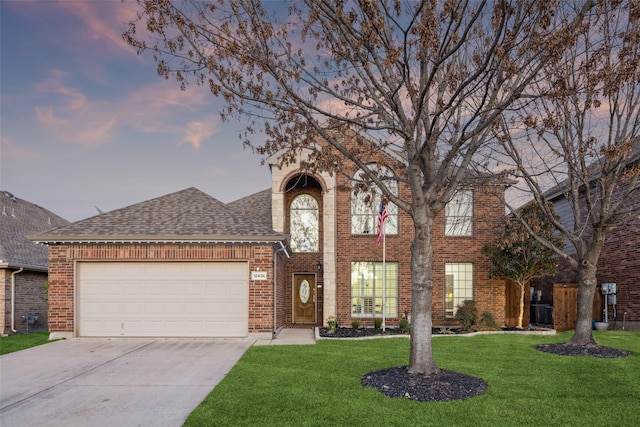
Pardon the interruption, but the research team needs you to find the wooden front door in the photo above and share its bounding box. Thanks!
[293,274,316,323]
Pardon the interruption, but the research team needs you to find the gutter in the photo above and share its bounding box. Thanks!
[28,235,287,245]
[11,267,24,333]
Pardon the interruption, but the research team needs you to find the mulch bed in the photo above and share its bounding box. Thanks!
[361,366,488,402]
[535,342,633,358]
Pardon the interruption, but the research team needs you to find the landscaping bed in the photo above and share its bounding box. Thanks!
[318,325,554,338]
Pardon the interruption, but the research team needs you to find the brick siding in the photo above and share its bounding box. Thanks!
[47,243,277,335]
[1,269,49,335]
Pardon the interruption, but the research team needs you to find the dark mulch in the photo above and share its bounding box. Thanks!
[536,342,633,358]
[319,327,408,338]
[319,325,552,338]
[361,366,488,402]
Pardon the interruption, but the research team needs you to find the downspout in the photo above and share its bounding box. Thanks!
[11,267,24,333]
[273,242,289,337]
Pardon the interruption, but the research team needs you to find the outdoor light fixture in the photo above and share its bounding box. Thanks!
[317,261,322,272]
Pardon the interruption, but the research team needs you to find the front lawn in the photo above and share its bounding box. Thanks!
[0,331,52,355]
[185,331,639,426]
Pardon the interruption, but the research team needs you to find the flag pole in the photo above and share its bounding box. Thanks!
[377,201,388,333]
[382,221,386,332]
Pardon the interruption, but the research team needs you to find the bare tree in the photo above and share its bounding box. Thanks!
[124,0,592,376]
[498,0,639,348]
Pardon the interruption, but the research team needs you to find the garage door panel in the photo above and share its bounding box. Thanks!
[77,262,249,337]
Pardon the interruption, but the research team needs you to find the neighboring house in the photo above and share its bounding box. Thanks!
[1,191,69,335]
[33,130,511,339]
[531,145,640,322]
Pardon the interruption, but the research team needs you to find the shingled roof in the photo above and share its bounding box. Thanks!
[0,191,69,270]
[226,188,272,230]
[30,187,284,244]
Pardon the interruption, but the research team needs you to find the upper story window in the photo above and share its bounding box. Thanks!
[290,194,319,252]
[351,165,398,235]
[445,190,473,236]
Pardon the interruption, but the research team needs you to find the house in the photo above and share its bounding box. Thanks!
[531,144,640,323]
[33,130,510,339]
[1,191,69,335]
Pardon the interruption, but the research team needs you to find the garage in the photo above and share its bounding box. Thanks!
[77,261,249,337]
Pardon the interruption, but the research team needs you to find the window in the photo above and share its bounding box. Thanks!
[445,263,473,316]
[351,262,398,317]
[290,194,319,252]
[445,190,473,236]
[351,165,398,235]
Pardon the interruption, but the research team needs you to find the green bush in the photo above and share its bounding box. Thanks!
[326,316,337,333]
[398,317,410,333]
[374,318,382,329]
[478,311,500,330]
[455,300,478,331]
[351,320,360,330]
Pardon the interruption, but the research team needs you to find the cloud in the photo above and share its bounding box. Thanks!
[31,66,223,149]
[34,69,87,111]
[180,120,219,149]
[57,0,140,56]
[0,135,41,161]
[33,70,117,148]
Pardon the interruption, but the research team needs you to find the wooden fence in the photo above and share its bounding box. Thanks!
[504,279,530,328]
[553,284,603,332]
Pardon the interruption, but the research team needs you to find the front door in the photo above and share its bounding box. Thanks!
[293,274,316,323]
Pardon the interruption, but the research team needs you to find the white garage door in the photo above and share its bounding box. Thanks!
[77,261,249,337]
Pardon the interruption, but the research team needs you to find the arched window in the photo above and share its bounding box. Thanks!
[351,165,398,235]
[290,194,319,252]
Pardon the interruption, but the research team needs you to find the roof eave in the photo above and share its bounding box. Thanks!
[28,234,286,245]
[0,261,48,272]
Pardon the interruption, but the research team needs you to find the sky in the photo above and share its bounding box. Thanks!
[0,0,272,222]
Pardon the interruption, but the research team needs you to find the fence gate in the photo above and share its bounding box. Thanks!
[553,284,602,332]
[504,279,530,328]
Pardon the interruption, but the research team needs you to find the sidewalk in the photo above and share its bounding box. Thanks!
[253,328,316,346]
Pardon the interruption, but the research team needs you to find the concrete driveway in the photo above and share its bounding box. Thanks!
[0,337,252,427]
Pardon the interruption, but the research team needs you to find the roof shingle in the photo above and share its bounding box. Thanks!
[30,187,284,243]
[0,191,69,269]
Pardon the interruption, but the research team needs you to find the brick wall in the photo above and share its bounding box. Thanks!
[47,243,277,335]
[1,269,49,335]
[329,143,507,327]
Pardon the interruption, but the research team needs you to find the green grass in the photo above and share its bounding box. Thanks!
[185,331,640,427]
[0,331,53,355]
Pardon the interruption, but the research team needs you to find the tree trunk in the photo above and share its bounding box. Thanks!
[569,262,598,346]
[408,216,439,377]
[517,282,525,329]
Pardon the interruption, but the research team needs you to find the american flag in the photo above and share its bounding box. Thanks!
[377,202,388,245]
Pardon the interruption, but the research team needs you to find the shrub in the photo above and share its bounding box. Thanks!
[351,320,360,330]
[399,317,410,334]
[455,300,478,331]
[326,316,337,333]
[478,311,500,330]
[374,318,382,329]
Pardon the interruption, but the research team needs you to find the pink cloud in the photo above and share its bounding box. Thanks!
[32,69,221,150]
[180,120,219,149]
[34,70,87,110]
[0,136,41,161]
[33,70,117,147]
[56,0,140,55]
